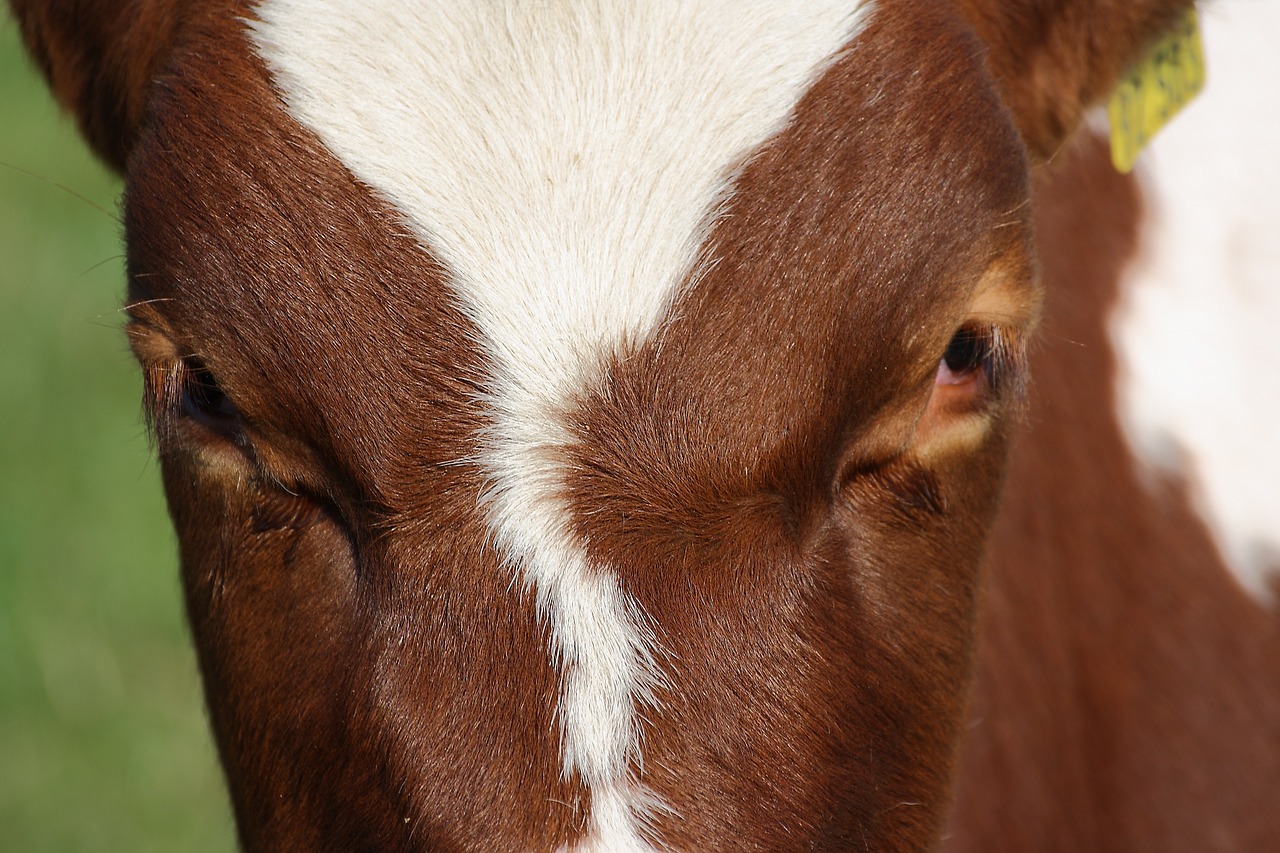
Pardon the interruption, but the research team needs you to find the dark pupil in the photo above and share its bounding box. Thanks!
[943,327,991,376]
[181,357,237,423]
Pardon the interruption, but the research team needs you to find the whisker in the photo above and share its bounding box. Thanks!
[120,297,176,313]
[79,254,126,277]
[0,159,121,224]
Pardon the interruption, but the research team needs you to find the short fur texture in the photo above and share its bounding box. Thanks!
[12,0,1278,851]
[249,3,872,847]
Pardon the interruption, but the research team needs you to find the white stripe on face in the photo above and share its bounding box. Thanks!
[251,1,871,847]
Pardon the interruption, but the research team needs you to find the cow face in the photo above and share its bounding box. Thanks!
[11,0,1189,848]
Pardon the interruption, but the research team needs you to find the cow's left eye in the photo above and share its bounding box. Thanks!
[179,356,241,429]
[936,326,993,386]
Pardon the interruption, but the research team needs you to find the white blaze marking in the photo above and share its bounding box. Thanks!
[1111,0,1280,603]
[251,0,870,847]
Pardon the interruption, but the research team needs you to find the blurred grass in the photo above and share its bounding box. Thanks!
[0,15,235,852]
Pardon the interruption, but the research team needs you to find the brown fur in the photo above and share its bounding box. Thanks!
[564,4,1031,847]
[8,0,187,170]
[954,0,1191,160]
[15,0,1274,851]
[947,131,1280,853]
[119,4,588,849]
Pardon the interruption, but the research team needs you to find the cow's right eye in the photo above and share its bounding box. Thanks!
[179,356,241,431]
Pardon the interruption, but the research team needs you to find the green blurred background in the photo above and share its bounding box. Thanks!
[1,15,236,851]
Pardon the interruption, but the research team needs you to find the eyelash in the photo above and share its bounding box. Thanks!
[935,324,1024,398]
[144,355,242,439]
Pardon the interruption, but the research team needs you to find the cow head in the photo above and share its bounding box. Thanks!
[11,0,1189,848]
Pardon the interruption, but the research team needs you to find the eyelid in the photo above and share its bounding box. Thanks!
[937,325,994,385]
[178,356,243,430]
[136,348,247,448]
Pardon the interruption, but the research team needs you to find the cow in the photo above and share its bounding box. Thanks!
[10,0,1278,850]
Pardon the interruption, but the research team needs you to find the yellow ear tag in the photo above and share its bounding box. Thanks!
[1107,8,1206,173]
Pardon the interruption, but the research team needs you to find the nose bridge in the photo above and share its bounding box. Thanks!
[356,502,593,849]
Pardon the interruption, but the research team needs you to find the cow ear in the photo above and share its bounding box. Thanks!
[956,0,1194,161]
[8,0,185,172]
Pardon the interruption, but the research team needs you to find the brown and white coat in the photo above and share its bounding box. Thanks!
[10,0,1279,850]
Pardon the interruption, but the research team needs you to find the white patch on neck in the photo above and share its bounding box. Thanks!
[1110,0,1280,604]
[251,1,870,847]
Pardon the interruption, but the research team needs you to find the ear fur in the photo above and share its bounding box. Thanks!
[7,0,186,172]
[955,0,1195,161]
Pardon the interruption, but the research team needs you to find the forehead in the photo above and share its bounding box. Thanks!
[126,0,1029,452]
[247,1,874,387]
